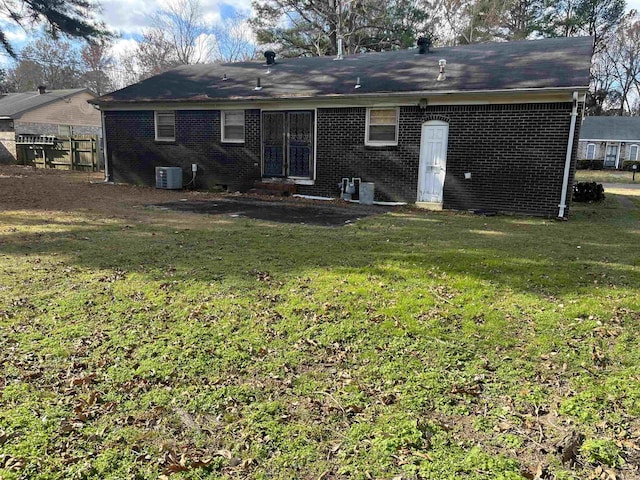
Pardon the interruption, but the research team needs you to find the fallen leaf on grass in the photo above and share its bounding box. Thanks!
[70,373,97,387]
[0,455,25,471]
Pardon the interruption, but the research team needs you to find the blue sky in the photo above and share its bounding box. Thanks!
[0,0,252,67]
[1,0,639,69]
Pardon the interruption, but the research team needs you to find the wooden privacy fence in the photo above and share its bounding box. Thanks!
[16,135,102,171]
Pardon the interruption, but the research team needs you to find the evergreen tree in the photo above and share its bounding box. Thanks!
[0,0,109,57]
[250,0,434,57]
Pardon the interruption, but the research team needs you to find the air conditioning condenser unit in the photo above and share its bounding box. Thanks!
[155,167,183,189]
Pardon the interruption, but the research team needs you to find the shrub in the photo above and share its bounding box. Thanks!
[621,160,640,171]
[573,182,605,202]
[577,159,604,170]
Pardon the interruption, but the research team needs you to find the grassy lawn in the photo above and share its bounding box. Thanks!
[1,183,640,479]
[575,169,639,184]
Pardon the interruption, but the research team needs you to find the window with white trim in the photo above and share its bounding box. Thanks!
[221,110,245,143]
[629,144,638,161]
[366,108,398,146]
[155,111,175,141]
[586,143,596,160]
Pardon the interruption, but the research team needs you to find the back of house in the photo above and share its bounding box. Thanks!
[92,36,593,218]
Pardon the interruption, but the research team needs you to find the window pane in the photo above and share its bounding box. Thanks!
[156,112,175,139]
[157,125,175,138]
[369,109,397,125]
[369,125,396,142]
[224,111,244,125]
[630,145,638,161]
[586,144,595,160]
[224,125,244,140]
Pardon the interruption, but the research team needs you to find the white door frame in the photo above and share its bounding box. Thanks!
[417,120,449,209]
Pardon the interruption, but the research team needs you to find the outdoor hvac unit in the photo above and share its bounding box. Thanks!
[155,167,183,190]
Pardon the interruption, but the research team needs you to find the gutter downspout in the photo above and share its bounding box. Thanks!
[558,91,579,219]
[100,110,110,182]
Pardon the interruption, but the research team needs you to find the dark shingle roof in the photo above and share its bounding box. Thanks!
[580,116,640,141]
[93,36,593,105]
[0,89,91,117]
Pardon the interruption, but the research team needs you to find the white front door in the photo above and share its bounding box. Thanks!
[417,121,449,204]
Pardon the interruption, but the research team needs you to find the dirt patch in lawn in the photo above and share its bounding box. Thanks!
[151,198,395,226]
[0,165,396,226]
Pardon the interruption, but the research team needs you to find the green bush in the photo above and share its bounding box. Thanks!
[573,182,605,202]
[621,160,640,171]
[576,159,604,170]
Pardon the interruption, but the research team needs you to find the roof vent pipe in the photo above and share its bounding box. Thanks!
[417,36,431,54]
[264,51,276,65]
[436,59,446,81]
[37,85,46,94]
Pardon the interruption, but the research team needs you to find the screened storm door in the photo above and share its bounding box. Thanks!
[262,111,314,178]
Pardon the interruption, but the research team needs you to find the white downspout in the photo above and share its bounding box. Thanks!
[558,91,579,219]
[100,109,110,182]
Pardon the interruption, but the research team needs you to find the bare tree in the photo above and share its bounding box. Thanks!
[588,48,619,115]
[212,15,258,62]
[121,0,257,83]
[81,40,114,95]
[148,0,215,64]
[605,12,640,115]
[9,37,83,91]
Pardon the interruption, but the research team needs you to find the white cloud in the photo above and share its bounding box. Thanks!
[109,37,140,58]
[99,0,253,37]
[5,29,28,44]
[99,0,155,36]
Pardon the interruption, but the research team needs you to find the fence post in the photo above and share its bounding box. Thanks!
[69,137,74,170]
[92,137,97,171]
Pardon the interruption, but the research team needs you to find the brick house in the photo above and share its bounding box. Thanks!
[92,36,593,217]
[578,116,640,169]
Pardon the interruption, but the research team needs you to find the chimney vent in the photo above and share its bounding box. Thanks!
[417,37,431,54]
[37,85,47,94]
[264,51,276,65]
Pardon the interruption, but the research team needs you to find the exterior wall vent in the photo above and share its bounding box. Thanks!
[155,166,183,189]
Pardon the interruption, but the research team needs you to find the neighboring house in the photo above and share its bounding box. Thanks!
[92,36,593,218]
[0,87,101,163]
[578,116,640,169]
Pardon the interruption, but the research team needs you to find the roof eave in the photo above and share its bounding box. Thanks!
[91,85,590,108]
